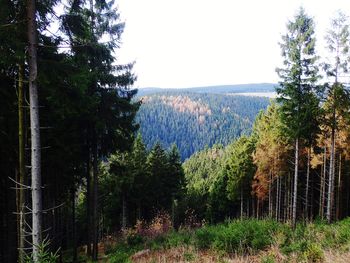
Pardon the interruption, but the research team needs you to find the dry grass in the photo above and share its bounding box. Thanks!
[130,246,262,263]
[324,250,350,263]
[128,246,350,263]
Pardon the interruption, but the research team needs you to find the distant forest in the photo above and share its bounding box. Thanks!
[136,92,270,159]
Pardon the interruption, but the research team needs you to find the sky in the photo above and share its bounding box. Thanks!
[115,0,350,89]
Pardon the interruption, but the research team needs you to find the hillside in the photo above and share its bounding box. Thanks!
[137,83,276,96]
[136,91,270,159]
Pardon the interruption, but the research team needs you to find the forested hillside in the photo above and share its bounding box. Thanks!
[137,83,276,96]
[137,92,270,159]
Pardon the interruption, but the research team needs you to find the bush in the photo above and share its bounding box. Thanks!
[303,243,324,263]
[107,218,350,262]
[25,240,59,263]
[194,219,280,253]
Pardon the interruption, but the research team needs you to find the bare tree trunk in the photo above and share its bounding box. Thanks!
[27,0,42,260]
[17,64,26,263]
[284,175,287,222]
[92,136,98,261]
[268,173,272,218]
[320,146,327,219]
[275,176,279,220]
[122,192,127,228]
[336,154,342,221]
[305,148,311,220]
[86,147,92,256]
[252,198,256,219]
[72,189,77,263]
[240,185,243,220]
[327,126,336,223]
[246,198,250,218]
[292,138,299,229]
[278,176,282,221]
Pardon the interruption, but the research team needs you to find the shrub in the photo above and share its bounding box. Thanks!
[146,211,172,238]
[25,240,59,263]
[303,243,324,263]
[194,219,280,253]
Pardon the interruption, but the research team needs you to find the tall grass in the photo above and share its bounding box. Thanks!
[107,218,350,262]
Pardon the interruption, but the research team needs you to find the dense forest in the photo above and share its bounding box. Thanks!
[136,92,270,159]
[2,1,350,262]
[136,83,276,97]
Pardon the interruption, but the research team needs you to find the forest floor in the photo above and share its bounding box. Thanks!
[95,218,350,262]
[129,247,350,263]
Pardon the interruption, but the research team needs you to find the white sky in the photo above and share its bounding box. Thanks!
[116,0,350,89]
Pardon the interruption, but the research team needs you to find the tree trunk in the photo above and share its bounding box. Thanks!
[321,145,327,218]
[246,198,250,218]
[305,148,311,220]
[278,175,282,221]
[336,154,341,220]
[92,136,98,261]
[86,146,92,256]
[284,174,288,222]
[72,189,77,263]
[268,173,272,218]
[252,198,256,219]
[275,176,279,220]
[292,138,299,229]
[122,192,127,229]
[27,0,42,260]
[17,63,26,263]
[240,185,243,220]
[327,126,336,223]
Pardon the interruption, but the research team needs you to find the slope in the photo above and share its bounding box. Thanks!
[136,91,270,159]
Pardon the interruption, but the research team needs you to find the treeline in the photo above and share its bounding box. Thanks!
[99,135,184,231]
[137,92,270,159]
[183,9,350,227]
[0,0,139,262]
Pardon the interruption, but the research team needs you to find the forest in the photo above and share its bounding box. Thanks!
[136,92,269,159]
[2,1,350,262]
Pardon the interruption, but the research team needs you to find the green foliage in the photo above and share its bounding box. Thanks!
[100,137,185,229]
[137,92,270,159]
[108,243,134,263]
[194,219,279,253]
[261,254,276,263]
[25,240,59,263]
[226,136,256,201]
[276,7,321,143]
[183,135,257,222]
[107,218,350,262]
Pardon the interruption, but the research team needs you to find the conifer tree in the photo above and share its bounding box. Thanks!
[276,8,320,228]
[62,0,139,258]
[323,11,350,223]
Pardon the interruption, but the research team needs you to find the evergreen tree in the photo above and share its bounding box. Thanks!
[323,11,350,223]
[62,0,139,258]
[226,136,256,219]
[147,142,171,211]
[129,134,149,220]
[167,144,185,198]
[276,8,321,227]
[252,103,291,219]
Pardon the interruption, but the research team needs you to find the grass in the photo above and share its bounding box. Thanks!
[106,218,350,262]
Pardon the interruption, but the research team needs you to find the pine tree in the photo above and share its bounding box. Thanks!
[147,142,171,211]
[62,0,139,258]
[252,102,291,219]
[323,11,350,223]
[276,8,321,228]
[226,136,256,219]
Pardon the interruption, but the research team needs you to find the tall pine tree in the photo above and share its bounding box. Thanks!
[276,8,321,228]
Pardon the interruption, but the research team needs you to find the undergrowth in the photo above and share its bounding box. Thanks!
[107,217,350,263]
